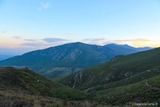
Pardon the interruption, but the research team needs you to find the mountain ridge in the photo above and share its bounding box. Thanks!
[0,42,151,79]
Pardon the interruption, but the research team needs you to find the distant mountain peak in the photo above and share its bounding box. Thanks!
[0,42,152,79]
[63,42,96,47]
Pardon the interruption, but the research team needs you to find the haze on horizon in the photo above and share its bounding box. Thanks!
[0,0,160,54]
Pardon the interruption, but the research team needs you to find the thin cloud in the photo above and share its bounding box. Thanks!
[38,1,50,11]
[82,38,160,47]
[82,38,110,45]
[21,37,70,49]
[12,36,21,39]
[42,38,68,43]
[22,42,44,47]
[113,39,160,47]
[1,31,7,34]
[24,39,36,42]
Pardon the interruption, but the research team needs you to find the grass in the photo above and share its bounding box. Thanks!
[0,67,86,100]
[61,48,160,105]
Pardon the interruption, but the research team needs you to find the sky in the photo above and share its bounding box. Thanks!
[0,0,160,54]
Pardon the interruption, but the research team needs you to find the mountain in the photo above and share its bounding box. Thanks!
[104,44,150,55]
[0,42,151,79]
[0,54,14,61]
[0,67,97,107]
[62,48,160,104]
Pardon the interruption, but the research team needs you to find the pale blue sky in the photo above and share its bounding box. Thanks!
[0,0,160,54]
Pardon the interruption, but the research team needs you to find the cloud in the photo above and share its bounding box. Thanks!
[82,38,160,47]
[42,38,68,43]
[0,36,71,54]
[12,36,21,39]
[21,42,43,47]
[0,36,70,49]
[82,38,110,45]
[0,36,22,48]
[21,37,70,49]
[39,1,50,11]
[1,36,160,55]
[1,31,7,34]
[23,39,36,42]
[112,39,160,47]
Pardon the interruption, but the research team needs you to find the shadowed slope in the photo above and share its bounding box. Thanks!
[62,48,160,104]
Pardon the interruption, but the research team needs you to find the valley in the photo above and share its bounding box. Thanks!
[1,1,160,106]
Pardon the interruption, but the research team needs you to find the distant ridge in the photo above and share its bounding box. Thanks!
[0,54,14,61]
[0,42,151,79]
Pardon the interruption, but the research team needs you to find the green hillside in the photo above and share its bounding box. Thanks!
[0,67,86,100]
[62,48,160,104]
[95,75,160,104]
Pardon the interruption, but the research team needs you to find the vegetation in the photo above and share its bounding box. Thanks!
[95,75,160,104]
[0,67,103,107]
[0,67,86,100]
[0,45,158,106]
[0,90,96,107]
[62,48,160,104]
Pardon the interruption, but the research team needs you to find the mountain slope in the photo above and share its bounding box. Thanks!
[105,44,150,55]
[0,42,150,79]
[0,67,104,107]
[95,75,160,104]
[62,48,160,104]
[0,67,86,100]
[0,54,14,61]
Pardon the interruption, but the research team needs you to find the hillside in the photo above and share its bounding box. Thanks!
[0,54,13,61]
[62,48,160,104]
[0,67,86,100]
[95,75,160,104]
[0,67,106,107]
[0,42,150,79]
